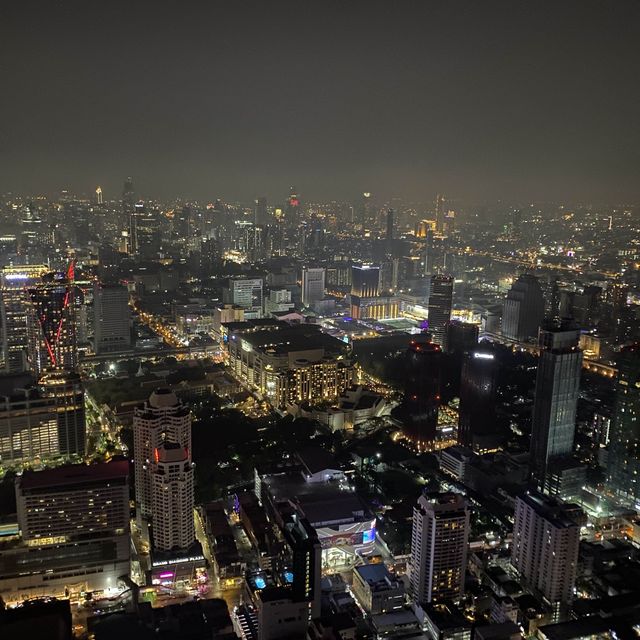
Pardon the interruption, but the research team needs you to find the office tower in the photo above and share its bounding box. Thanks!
[285,186,301,228]
[122,176,135,230]
[401,335,442,449]
[301,267,325,307]
[0,371,86,466]
[607,346,640,503]
[529,320,582,494]
[350,264,397,320]
[428,275,453,346]
[511,492,579,606]
[95,186,103,204]
[1,264,47,373]
[502,274,544,342]
[435,193,445,233]
[151,441,195,552]
[360,191,372,228]
[7,461,130,598]
[409,492,469,604]
[351,264,380,298]
[282,513,322,618]
[254,197,268,226]
[26,272,77,378]
[385,208,394,241]
[572,285,601,327]
[423,228,435,275]
[223,277,264,319]
[133,388,191,519]
[458,349,498,449]
[444,320,478,354]
[93,282,131,354]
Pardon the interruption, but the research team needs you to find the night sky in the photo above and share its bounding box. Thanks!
[2,1,639,203]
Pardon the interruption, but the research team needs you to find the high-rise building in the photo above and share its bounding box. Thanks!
[529,320,582,494]
[409,492,469,604]
[458,349,498,450]
[359,192,372,228]
[1,264,47,373]
[26,272,78,378]
[435,194,445,233]
[428,275,453,346]
[385,208,395,241]
[351,264,380,298]
[607,345,640,503]
[0,371,86,466]
[122,176,135,230]
[511,492,579,606]
[401,335,442,449]
[93,282,131,354]
[502,274,544,342]
[301,267,325,307]
[444,320,478,354]
[350,264,398,320]
[223,278,264,319]
[2,460,130,598]
[150,441,195,552]
[133,388,191,519]
[254,197,268,226]
[285,187,301,228]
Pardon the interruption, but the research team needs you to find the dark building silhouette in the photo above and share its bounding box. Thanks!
[401,335,442,449]
[608,345,640,503]
[458,348,498,450]
[444,320,478,354]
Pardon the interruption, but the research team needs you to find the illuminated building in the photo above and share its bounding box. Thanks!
[352,563,404,615]
[133,388,191,520]
[350,264,398,320]
[254,196,268,225]
[223,277,264,319]
[400,336,442,449]
[502,274,544,343]
[93,282,131,354]
[529,320,582,495]
[511,492,579,606]
[95,185,103,204]
[0,264,48,373]
[409,492,469,604]
[301,267,325,307]
[607,345,640,504]
[151,441,195,552]
[226,322,354,409]
[26,271,77,378]
[458,349,498,450]
[0,461,130,599]
[285,186,301,228]
[359,191,372,228]
[0,371,85,467]
[427,275,453,347]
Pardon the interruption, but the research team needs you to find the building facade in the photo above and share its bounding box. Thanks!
[93,282,131,354]
[428,275,453,347]
[502,274,544,342]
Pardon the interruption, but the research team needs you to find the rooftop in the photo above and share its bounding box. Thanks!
[18,460,129,491]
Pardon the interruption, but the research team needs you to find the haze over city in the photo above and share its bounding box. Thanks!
[3,2,640,640]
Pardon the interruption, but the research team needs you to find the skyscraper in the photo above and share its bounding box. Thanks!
[27,272,78,378]
[133,388,191,519]
[607,345,640,503]
[401,335,442,449]
[435,193,445,233]
[151,441,195,552]
[285,186,301,228]
[529,320,582,495]
[254,197,268,226]
[458,349,498,450]
[93,282,131,354]
[351,264,380,298]
[409,492,469,604]
[301,267,325,307]
[502,274,544,342]
[511,492,579,606]
[385,208,394,241]
[444,319,478,355]
[122,176,135,230]
[0,264,47,373]
[428,275,453,347]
